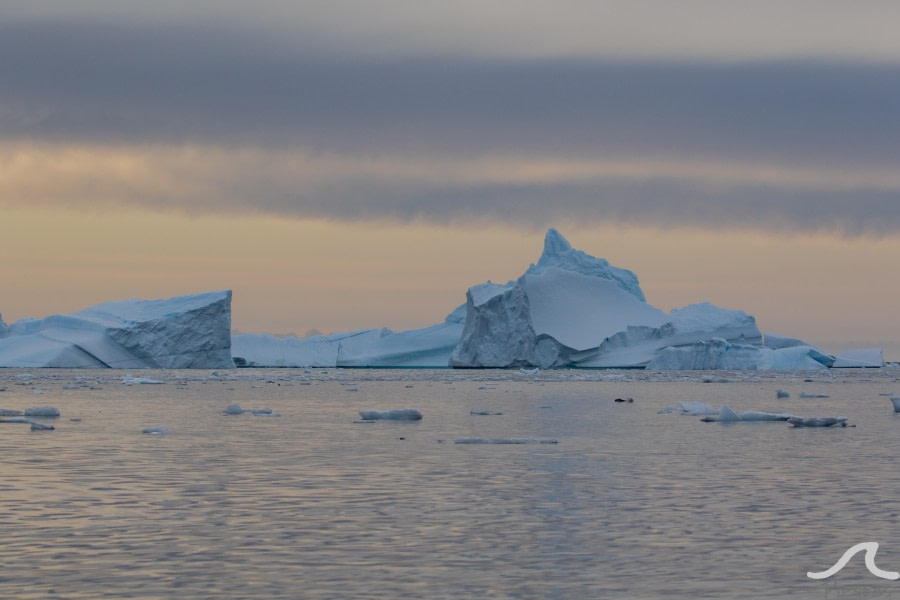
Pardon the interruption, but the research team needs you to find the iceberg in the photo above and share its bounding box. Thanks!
[450,229,768,369]
[0,291,234,368]
[890,396,900,413]
[832,348,885,368]
[647,339,833,370]
[232,327,391,368]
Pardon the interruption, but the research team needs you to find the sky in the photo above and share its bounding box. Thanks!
[2,1,899,358]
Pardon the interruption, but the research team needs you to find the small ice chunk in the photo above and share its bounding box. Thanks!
[787,416,848,428]
[24,406,60,418]
[358,409,423,421]
[890,396,900,413]
[1,416,55,430]
[0,408,23,416]
[470,410,503,415]
[252,410,281,417]
[776,389,790,398]
[454,437,558,444]
[142,426,168,434]
[799,393,830,398]
[122,376,165,386]
[224,403,246,415]
[519,368,540,376]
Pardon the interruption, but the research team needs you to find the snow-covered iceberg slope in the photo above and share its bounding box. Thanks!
[451,229,763,369]
[0,291,234,368]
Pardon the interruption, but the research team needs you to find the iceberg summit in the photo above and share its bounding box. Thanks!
[0,290,234,368]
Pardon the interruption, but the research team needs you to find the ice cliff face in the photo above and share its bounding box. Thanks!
[0,291,234,368]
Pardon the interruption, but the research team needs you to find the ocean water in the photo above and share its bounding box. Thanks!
[2,367,900,599]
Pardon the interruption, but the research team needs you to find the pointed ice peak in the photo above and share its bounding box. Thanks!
[528,228,646,302]
[542,228,573,256]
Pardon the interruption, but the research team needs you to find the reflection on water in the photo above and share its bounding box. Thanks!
[1,368,899,599]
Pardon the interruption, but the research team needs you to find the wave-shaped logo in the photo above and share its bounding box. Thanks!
[807,542,899,580]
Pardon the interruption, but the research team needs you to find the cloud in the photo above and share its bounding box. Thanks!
[2,16,900,237]
[3,143,900,237]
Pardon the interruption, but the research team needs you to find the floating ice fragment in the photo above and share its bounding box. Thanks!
[614,397,634,403]
[358,409,423,421]
[787,416,849,428]
[0,416,55,430]
[122,376,166,386]
[142,426,168,434]
[0,408,22,416]
[734,411,796,422]
[659,401,719,416]
[776,389,790,398]
[24,406,60,417]
[454,437,558,444]
[799,393,830,398]
[470,410,503,415]
[890,396,900,413]
[223,403,245,415]
[519,368,540,376]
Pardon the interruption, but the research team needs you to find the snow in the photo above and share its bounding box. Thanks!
[832,348,885,368]
[358,408,423,421]
[0,290,234,369]
[525,268,668,351]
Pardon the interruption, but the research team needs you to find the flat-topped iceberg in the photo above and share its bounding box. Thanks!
[232,305,466,368]
[0,291,234,368]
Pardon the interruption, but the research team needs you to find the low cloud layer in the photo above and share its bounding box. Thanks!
[2,16,900,237]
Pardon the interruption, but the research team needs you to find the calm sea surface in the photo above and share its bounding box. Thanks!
[2,367,900,599]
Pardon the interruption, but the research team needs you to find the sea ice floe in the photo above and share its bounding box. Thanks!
[358,409,423,421]
[890,396,900,413]
[799,393,830,398]
[142,426,168,434]
[0,416,55,430]
[700,407,797,422]
[787,416,849,428]
[470,410,503,415]
[0,408,23,416]
[122,376,166,385]
[776,389,791,398]
[24,406,60,417]
[223,403,280,417]
[454,437,558,444]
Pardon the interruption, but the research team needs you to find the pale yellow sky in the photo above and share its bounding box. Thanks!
[2,206,898,357]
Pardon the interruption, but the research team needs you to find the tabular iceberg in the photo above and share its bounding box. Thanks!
[0,291,234,368]
[232,305,466,368]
